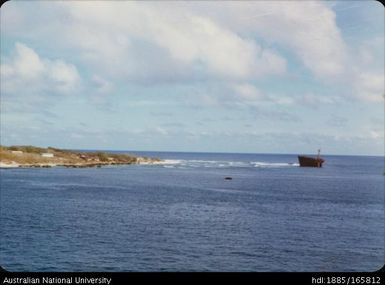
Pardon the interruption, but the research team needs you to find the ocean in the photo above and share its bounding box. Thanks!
[0,152,383,272]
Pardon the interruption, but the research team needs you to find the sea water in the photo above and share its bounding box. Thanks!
[0,152,383,271]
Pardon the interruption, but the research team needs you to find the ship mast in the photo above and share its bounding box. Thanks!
[316,149,321,167]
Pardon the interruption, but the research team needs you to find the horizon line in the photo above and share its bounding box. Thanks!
[1,144,383,157]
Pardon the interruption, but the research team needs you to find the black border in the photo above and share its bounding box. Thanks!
[0,271,384,285]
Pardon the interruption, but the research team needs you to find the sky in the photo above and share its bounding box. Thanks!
[0,0,384,155]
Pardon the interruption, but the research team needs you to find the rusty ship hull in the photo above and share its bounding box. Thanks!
[298,155,324,167]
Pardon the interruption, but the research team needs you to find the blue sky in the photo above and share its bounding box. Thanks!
[0,0,384,155]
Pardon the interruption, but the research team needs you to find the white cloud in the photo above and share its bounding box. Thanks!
[151,14,286,79]
[50,1,287,81]
[296,93,340,108]
[154,127,169,136]
[9,42,45,79]
[1,42,80,95]
[369,130,383,140]
[348,38,385,102]
[177,1,348,79]
[353,72,384,102]
[1,1,383,104]
[48,60,80,93]
[232,84,263,101]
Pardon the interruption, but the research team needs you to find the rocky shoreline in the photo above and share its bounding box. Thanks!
[0,161,160,169]
[0,145,162,169]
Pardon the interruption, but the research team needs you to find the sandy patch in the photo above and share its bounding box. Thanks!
[0,161,20,168]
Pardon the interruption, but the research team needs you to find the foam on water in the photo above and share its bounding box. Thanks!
[160,159,184,165]
[156,159,299,169]
[251,161,300,168]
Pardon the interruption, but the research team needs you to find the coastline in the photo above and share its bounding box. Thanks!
[0,145,161,169]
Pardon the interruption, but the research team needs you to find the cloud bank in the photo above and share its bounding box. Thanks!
[0,1,383,154]
[1,42,80,95]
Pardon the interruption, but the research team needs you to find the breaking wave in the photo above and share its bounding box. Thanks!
[251,162,299,168]
[154,159,299,169]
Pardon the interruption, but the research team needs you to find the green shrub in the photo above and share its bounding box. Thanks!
[96,152,109,162]
[8,146,20,151]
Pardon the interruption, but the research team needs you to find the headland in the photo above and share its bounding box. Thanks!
[0,145,161,168]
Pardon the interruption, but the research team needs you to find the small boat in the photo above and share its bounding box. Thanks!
[298,149,324,167]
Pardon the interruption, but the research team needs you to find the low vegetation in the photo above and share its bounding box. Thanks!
[0,145,160,168]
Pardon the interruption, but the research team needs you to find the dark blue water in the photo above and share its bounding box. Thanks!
[0,152,384,272]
